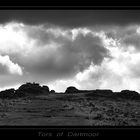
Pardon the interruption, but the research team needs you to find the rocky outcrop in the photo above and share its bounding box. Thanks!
[86,89,140,100]
[1,82,140,101]
[0,88,16,99]
[117,90,140,100]
[0,82,50,99]
[17,82,50,95]
[65,86,79,93]
[42,85,50,93]
[17,82,43,95]
[50,90,55,94]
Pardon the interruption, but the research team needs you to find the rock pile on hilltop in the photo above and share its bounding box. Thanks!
[65,86,79,93]
[0,83,140,101]
[0,89,16,99]
[0,82,50,99]
[50,90,55,94]
[117,90,140,100]
[86,89,140,100]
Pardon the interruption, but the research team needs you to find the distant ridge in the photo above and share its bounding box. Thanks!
[0,82,140,100]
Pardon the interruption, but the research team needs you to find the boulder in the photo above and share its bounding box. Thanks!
[65,86,79,93]
[17,82,43,95]
[50,90,55,94]
[119,90,140,99]
[42,85,50,93]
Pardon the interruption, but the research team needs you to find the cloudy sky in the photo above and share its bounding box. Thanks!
[1,10,140,92]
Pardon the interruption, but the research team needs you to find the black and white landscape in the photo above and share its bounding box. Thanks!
[0,10,140,126]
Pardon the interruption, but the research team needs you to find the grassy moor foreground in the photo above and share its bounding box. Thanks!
[0,83,140,126]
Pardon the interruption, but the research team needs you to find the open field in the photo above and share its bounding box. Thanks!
[0,92,140,126]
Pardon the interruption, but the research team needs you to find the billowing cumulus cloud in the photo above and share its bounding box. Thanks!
[0,55,22,75]
[0,22,110,89]
[1,21,140,93]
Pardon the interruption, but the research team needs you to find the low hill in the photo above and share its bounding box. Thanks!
[0,83,140,101]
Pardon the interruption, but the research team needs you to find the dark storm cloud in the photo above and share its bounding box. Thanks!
[118,26,140,51]
[24,24,71,46]
[1,10,140,27]
[122,33,140,49]
[105,25,140,51]
[20,25,110,80]
[100,25,140,52]
[73,32,109,65]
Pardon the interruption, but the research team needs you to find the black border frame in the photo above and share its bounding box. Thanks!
[0,5,140,138]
